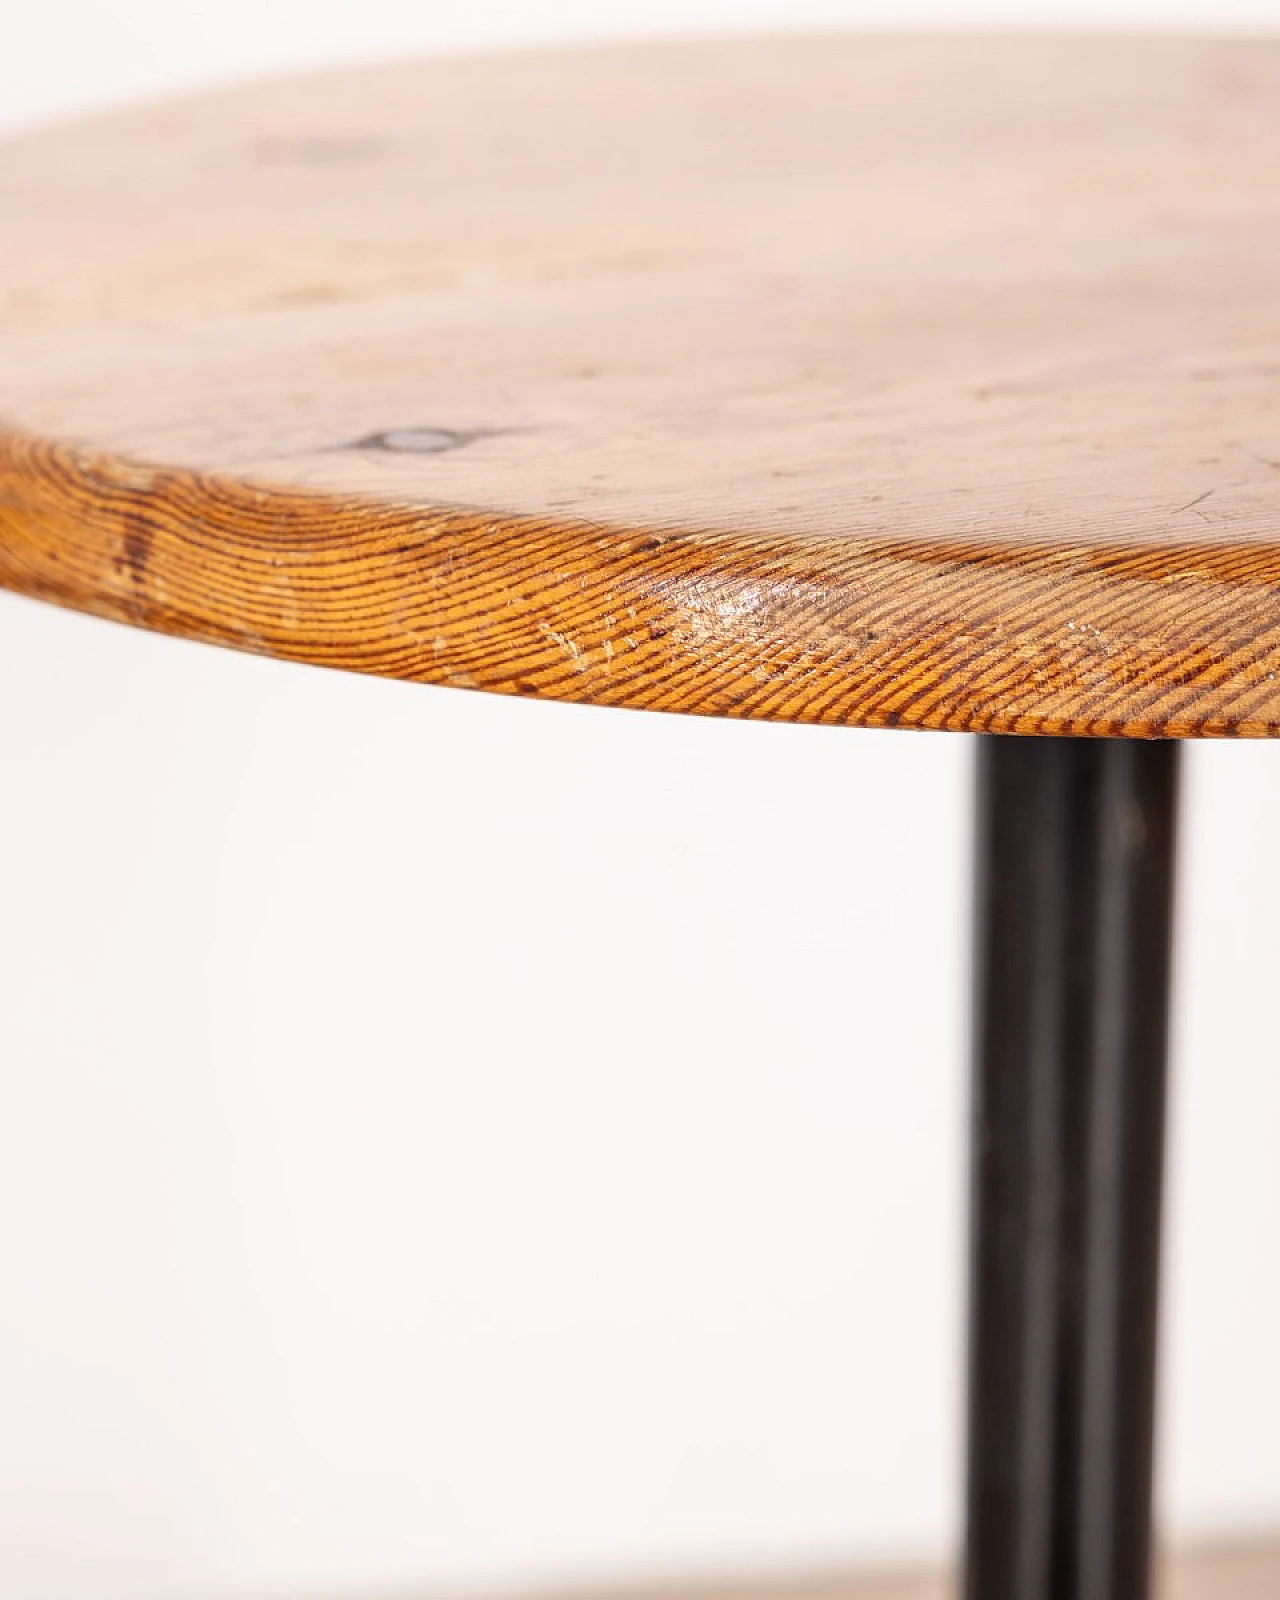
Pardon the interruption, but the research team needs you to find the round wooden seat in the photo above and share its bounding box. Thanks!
[3,36,1280,737]
[8,39,1276,1600]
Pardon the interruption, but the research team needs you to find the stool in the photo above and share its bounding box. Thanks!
[2,35,1276,1600]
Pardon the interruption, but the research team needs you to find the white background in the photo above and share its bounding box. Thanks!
[2,5,1280,1599]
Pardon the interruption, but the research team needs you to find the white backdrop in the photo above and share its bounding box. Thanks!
[2,6,1280,1600]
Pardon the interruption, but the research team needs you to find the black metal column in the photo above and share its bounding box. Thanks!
[964,736,1180,1600]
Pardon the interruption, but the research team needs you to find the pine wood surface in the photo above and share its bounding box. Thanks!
[5,36,1280,735]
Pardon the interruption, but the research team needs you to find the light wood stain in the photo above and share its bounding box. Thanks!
[5,37,1280,735]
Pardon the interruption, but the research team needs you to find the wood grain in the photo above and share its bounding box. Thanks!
[5,36,1280,735]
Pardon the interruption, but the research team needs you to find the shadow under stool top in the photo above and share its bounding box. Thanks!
[1,34,1276,1600]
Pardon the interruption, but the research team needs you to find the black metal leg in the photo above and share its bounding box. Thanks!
[964,736,1180,1600]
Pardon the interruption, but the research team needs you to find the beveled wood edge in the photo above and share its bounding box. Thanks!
[4,428,1280,737]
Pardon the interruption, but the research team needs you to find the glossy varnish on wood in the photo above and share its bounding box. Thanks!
[4,36,1280,735]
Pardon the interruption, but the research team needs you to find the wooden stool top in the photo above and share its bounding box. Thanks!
[3,35,1280,737]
